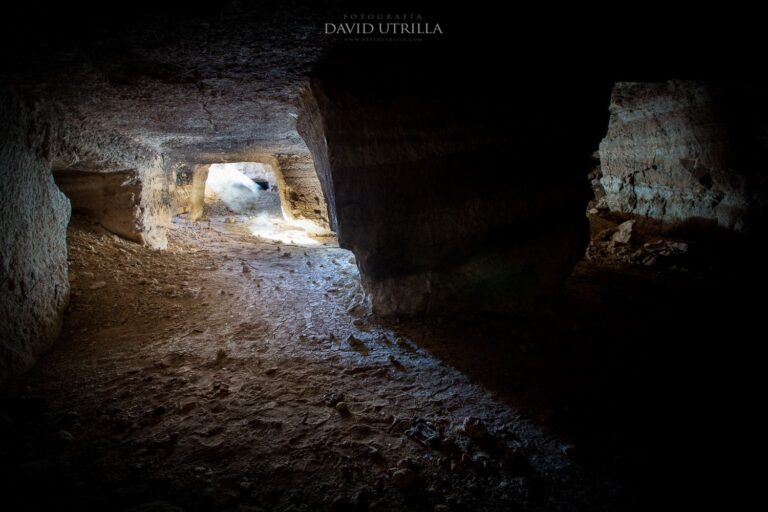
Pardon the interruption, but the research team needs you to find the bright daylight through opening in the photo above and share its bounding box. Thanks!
[193,162,329,246]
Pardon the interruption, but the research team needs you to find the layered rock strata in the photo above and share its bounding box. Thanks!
[599,81,768,231]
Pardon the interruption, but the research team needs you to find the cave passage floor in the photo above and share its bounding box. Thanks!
[1,214,741,511]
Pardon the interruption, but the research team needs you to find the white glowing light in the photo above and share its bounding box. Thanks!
[204,163,329,246]
[247,213,325,246]
[205,164,262,212]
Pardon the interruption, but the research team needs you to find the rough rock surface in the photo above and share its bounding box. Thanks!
[599,81,768,231]
[1,2,335,375]
[22,1,331,230]
[188,165,209,222]
[1,92,176,378]
[173,165,194,215]
[276,154,331,229]
[0,92,70,380]
[299,48,611,315]
[4,1,332,244]
[50,110,176,249]
[53,168,144,243]
[0,214,638,511]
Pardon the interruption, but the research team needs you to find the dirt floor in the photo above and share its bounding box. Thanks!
[0,212,761,511]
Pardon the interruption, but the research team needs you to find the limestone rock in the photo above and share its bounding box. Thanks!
[53,168,144,243]
[1,91,70,381]
[599,81,768,232]
[611,220,635,244]
[298,47,610,315]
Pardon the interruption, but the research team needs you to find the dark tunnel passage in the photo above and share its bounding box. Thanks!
[1,2,767,511]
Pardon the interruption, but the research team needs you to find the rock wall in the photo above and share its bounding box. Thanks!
[174,165,193,215]
[275,154,331,230]
[53,168,143,243]
[599,81,768,231]
[1,91,70,381]
[298,48,611,315]
[55,112,175,248]
[189,165,209,221]
[1,89,176,379]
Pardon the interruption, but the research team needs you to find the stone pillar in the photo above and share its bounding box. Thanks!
[297,48,611,316]
[189,164,209,221]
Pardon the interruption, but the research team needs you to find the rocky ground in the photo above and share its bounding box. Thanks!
[0,212,758,511]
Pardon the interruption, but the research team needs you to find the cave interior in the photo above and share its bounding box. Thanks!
[1,2,765,511]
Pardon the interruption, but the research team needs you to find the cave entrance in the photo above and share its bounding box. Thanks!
[180,161,328,246]
[205,163,283,219]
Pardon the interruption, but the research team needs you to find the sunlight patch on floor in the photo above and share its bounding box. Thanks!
[247,213,326,246]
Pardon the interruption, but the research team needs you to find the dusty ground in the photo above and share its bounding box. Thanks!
[1,212,760,511]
